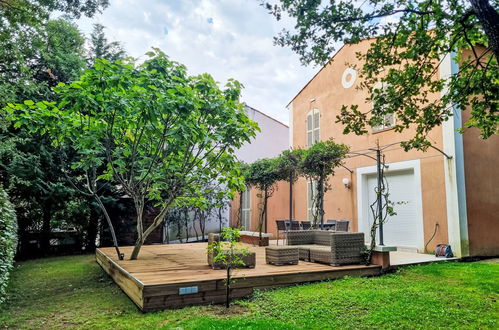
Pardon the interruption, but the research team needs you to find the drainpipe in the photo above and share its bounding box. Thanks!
[376,148,384,246]
[440,51,469,257]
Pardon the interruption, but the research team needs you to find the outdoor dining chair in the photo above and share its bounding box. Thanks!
[325,219,337,230]
[335,220,350,232]
[285,220,301,231]
[275,220,287,245]
[300,221,312,230]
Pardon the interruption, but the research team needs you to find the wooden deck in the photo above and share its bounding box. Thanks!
[96,243,381,311]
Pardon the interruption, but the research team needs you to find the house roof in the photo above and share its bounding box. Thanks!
[244,104,289,128]
[286,44,347,108]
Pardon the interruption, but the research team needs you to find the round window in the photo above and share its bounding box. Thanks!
[341,67,357,88]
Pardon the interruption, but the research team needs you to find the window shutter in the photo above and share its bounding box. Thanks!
[307,113,313,146]
[313,110,320,143]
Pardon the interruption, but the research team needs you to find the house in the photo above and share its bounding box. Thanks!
[287,40,499,257]
[229,105,290,237]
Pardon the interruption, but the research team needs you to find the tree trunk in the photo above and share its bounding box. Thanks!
[130,204,145,260]
[263,189,268,235]
[237,190,243,228]
[193,210,200,241]
[185,210,189,243]
[130,202,174,260]
[218,206,223,232]
[94,194,123,260]
[86,203,99,252]
[469,0,499,58]
[200,211,206,240]
[226,267,231,308]
[318,177,325,230]
[40,203,52,255]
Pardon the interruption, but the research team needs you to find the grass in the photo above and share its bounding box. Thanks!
[0,255,497,329]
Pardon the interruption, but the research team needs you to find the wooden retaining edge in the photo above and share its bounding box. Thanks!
[96,247,382,312]
[141,265,381,311]
[95,249,144,309]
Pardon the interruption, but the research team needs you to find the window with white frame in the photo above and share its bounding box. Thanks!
[306,109,320,146]
[241,186,251,230]
[307,180,318,222]
[371,83,396,132]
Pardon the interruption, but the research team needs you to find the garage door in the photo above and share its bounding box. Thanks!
[365,169,422,250]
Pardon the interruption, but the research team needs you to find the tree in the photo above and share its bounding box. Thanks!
[265,0,498,150]
[0,0,109,26]
[300,139,349,228]
[87,23,126,66]
[207,227,249,308]
[0,0,111,256]
[0,18,93,256]
[245,158,286,239]
[275,148,304,221]
[8,49,258,260]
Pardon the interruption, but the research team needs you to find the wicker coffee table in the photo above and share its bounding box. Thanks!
[265,246,299,266]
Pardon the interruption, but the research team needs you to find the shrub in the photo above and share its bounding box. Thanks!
[0,186,17,305]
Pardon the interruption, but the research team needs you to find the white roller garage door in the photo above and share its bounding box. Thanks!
[365,169,423,250]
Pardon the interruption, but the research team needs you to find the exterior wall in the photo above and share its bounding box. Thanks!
[461,110,499,256]
[460,50,499,256]
[236,105,289,163]
[290,40,450,252]
[229,105,290,236]
[230,181,290,238]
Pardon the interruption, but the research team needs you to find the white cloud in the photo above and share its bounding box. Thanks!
[76,0,317,124]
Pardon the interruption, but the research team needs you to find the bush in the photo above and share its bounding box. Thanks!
[0,186,17,305]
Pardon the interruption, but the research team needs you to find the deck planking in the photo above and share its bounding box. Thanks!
[96,243,381,311]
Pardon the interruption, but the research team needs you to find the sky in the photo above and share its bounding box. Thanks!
[75,0,318,125]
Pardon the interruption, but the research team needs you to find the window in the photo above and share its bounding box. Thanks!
[371,83,395,132]
[306,109,320,146]
[372,113,396,132]
[307,180,318,222]
[241,186,251,230]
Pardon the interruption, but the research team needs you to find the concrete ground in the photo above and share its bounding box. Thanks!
[390,251,458,266]
[269,239,459,267]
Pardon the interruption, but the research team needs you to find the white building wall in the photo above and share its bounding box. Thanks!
[163,105,289,243]
[236,105,289,162]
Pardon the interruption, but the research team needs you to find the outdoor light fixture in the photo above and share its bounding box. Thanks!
[342,178,351,189]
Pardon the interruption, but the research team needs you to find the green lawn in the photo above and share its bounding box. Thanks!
[0,255,497,329]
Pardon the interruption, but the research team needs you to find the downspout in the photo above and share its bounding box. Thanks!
[440,51,470,257]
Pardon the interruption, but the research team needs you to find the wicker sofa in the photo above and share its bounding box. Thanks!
[286,230,364,266]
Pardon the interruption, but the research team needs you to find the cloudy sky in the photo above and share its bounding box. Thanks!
[75,0,318,125]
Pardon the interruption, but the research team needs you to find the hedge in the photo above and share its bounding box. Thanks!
[0,186,17,305]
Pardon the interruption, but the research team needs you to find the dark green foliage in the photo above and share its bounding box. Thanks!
[8,49,258,259]
[245,158,287,236]
[300,139,349,226]
[245,158,285,192]
[265,0,499,149]
[87,23,126,66]
[0,16,97,256]
[0,186,17,305]
[275,148,304,184]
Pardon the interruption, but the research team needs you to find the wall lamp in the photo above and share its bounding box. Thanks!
[342,178,351,189]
